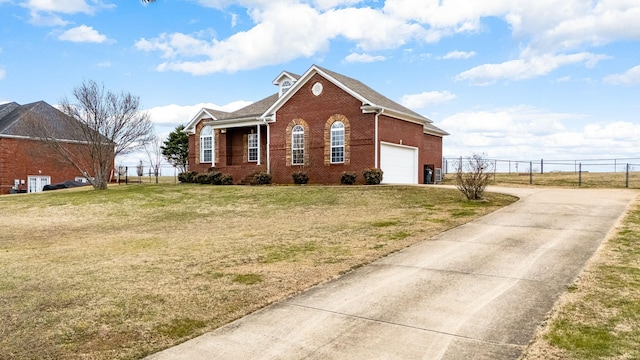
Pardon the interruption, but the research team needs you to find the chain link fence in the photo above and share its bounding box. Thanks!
[443,157,640,189]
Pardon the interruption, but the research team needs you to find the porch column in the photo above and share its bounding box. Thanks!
[257,124,261,165]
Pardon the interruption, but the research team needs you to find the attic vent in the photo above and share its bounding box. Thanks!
[435,168,442,183]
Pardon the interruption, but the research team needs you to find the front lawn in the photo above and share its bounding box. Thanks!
[0,184,515,359]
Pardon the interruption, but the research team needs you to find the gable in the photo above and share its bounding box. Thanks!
[261,65,447,137]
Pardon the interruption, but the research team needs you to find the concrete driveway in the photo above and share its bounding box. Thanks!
[147,186,637,360]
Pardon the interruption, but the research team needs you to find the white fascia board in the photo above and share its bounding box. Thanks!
[0,133,93,144]
[271,71,298,85]
[360,105,430,127]
[184,108,220,134]
[202,117,263,129]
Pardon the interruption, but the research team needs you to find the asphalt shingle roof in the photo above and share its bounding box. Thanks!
[0,101,94,142]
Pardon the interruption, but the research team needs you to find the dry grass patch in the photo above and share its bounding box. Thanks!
[523,197,640,360]
[442,171,640,189]
[0,184,515,359]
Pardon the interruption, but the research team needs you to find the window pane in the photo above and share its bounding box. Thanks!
[248,133,258,162]
[330,121,345,163]
[292,125,304,165]
[200,126,213,163]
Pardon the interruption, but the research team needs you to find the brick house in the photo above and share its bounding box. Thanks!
[185,65,448,184]
[0,101,104,194]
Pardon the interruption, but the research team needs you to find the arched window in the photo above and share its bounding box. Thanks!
[281,80,293,96]
[291,125,304,165]
[200,125,213,163]
[330,121,345,163]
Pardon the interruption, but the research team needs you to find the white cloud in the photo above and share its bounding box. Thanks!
[26,0,95,14]
[604,64,640,85]
[145,101,252,126]
[456,52,609,85]
[23,0,114,26]
[97,61,111,68]
[0,68,5,80]
[135,1,640,76]
[58,25,108,43]
[135,2,423,74]
[401,91,456,109]
[441,51,476,59]
[439,105,640,161]
[344,53,385,63]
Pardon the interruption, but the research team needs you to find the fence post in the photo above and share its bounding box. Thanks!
[541,159,544,174]
[626,163,630,188]
[125,166,129,185]
[494,160,497,181]
[578,163,582,187]
[530,161,533,185]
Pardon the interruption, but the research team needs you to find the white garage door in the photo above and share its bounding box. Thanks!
[380,143,418,184]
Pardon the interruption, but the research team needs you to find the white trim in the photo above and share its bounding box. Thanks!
[185,108,222,134]
[248,132,258,163]
[202,117,263,129]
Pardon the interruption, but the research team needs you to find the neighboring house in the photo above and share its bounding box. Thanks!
[185,65,448,184]
[0,101,99,194]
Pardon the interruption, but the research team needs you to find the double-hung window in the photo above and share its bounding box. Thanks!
[200,125,213,163]
[330,121,345,163]
[292,125,304,165]
[248,133,258,162]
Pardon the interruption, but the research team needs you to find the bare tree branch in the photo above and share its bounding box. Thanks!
[29,80,154,190]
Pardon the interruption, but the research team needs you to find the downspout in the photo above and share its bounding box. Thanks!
[374,109,383,168]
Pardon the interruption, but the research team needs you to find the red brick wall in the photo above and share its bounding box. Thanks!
[378,115,443,183]
[188,125,267,183]
[0,137,97,194]
[270,73,376,184]
[186,72,445,185]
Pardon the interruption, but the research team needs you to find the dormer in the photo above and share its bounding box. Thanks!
[272,71,301,97]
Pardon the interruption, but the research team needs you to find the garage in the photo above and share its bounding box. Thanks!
[380,142,418,184]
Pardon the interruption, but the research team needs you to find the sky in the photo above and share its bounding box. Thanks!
[1,0,640,170]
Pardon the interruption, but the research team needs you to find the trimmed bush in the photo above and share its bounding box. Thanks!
[178,171,198,183]
[362,168,383,185]
[195,173,210,184]
[253,172,272,185]
[220,174,233,185]
[292,171,309,185]
[207,171,223,185]
[340,171,357,185]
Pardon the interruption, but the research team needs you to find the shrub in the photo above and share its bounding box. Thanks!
[253,172,272,185]
[195,173,210,184]
[455,154,493,200]
[292,171,309,185]
[340,171,357,185]
[207,171,223,185]
[220,174,233,185]
[362,168,383,185]
[178,171,198,183]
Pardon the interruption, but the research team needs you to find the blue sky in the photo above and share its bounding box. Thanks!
[1,0,639,168]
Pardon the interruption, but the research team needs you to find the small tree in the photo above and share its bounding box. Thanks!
[455,154,493,200]
[145,135,164,183]
[33,80,154,190]
[162,125,189,174]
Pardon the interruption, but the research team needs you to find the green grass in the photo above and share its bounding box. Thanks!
[0,183,516,359]
[524,198,640,360]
